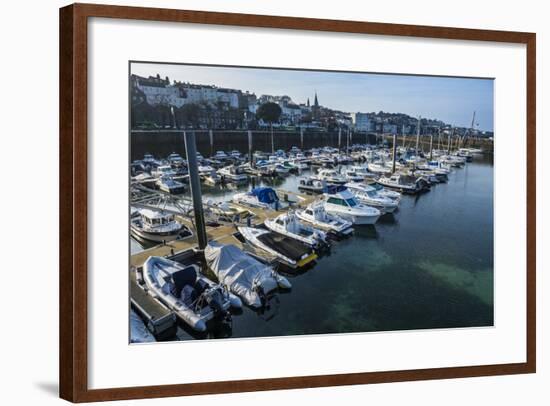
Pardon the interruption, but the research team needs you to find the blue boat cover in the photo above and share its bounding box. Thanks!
[250,187,279,204]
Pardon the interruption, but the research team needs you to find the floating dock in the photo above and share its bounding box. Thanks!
[129,187,318,338]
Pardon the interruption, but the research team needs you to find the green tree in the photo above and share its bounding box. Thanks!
[180,103,201,128]
[256,102,282,153]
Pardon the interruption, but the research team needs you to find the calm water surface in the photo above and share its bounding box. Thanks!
[133,154,494,340]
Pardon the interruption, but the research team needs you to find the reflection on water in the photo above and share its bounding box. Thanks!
[134,155,494,340]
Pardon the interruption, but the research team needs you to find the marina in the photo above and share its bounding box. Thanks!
[130,140,494,341]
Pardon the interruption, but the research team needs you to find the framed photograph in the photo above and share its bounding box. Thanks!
[59,3,536,402]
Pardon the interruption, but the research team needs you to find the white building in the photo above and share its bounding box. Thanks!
[135,77,187,108]
[351,112,371,132]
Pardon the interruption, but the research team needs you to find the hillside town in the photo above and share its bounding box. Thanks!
[130,74,494,138]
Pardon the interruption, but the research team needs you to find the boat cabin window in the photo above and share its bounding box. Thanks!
[276,219,284,225]
[327,197,346,206]
[305,209,313,215]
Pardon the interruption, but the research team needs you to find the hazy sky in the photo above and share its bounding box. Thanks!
[131,62,494,131]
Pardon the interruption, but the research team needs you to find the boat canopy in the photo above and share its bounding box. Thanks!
[250,187,279,204]
[138,208,173,220]
[205,242,279,307]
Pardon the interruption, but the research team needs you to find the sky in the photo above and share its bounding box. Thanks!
[131,62,494,132]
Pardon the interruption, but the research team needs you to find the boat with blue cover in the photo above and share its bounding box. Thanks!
[232,187,281,210]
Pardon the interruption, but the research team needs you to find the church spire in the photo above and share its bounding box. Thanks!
[307,97,310,107]
[314,91,319,107]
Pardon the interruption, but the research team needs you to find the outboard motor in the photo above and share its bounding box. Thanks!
[206,289,225,317]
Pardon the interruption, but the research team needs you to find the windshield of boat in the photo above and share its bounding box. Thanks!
[346,198,357,207]
[327,197,346,206]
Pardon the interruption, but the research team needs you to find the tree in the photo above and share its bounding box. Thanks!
[256,102,282,153]
[180,103,201,128]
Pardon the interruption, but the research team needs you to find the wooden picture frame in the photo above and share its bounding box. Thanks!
[59,3,536,402]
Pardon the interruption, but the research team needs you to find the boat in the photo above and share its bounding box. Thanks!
[295,201,353,237]
[130,208,192,242]
[344,182,399,213]
[364,181,402,201]
[367,161,392,175]
[440,155,465,167]
[202,170,222,185]
[152,165,177,178]
[155,176,185,194]
[167,152,185,167]
[376,173,430,194]
[232,187,280,210]
[213,150,229,160]
[456,149,474,161]
[143,256,241,332]
[198,164,215,175]
[205,242,291,308]
[323,186,381,225]
[237,226,317,269]
[264,212,328,248]
[218,165,248,182]
[130,309,156,343]
[343,168,365,182]
[315,168,347,185]
[298,177,326,194]
[205,200,251,222]
[269,163,290,176]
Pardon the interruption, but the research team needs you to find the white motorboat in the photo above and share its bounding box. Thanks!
[232,187,281,210]
[456,149,474,161]
[367,161,392,175]
[295,201,353,237]
[167,152,185,167]
[298,177,326,194]
[152,164,177,178]
[264,212,328,248]
[218,165,248,182]
[269,163,290,176]
[237,226,317,269]
[323,186,381,225]
[156,176,185,194]
[440,155,465,167]
[364,181,402,201]
[376,173,429,194]
[202,170,222,185]
[130,208,191,243]
[213,150,229,160]
[289,159,308,170]
[343,168,364,182]
[344,182,399,213]
[143,257,241,332]
[205,242,291,308]
[315,168,347,185]
[198,164,215,175]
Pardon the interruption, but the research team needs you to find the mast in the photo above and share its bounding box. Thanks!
[415,116,421,158]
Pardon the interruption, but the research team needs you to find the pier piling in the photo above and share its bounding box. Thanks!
[184,131,208,250]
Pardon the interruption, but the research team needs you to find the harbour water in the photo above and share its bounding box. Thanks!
[131,154,494,340]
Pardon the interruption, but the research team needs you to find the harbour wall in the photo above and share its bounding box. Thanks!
[130,130,493,161]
